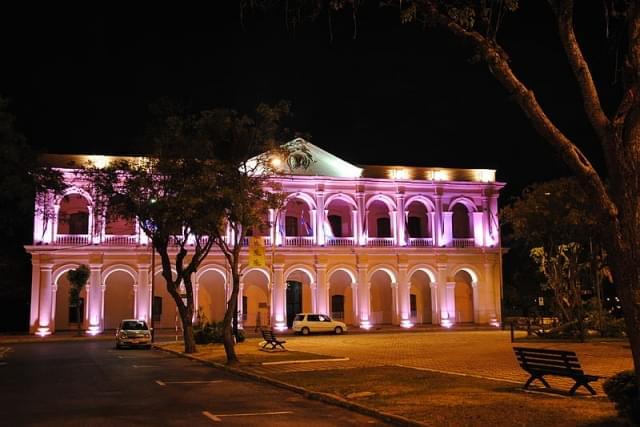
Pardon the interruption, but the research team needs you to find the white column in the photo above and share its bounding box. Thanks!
[473,211,484,247]
[351,209,358,243]
[446,283,456,324]
[397,264,412,327]
[357,265,371,328]
[88,265,103,333]
[272,265,286,330]
[442,212,453,247]
[356,191,366,245]
[350,282,359,325]
[29,259,41,333]
[36,264,53,336]
[437,264,451,326]
[310,209,317,241]
[315,264,328,314]
[132,285,139,319]
[434,193,442,247]
[192,282,199,323]
[484,262,499,325]
[268,208,276,246]
[51,204,60,243]
[396,193,406,246]
[137,265,150,323]
[316,190,325,245]
[310,282,317,313]
[430,282,439,324]
[390,210,397,243]
[472,281,480,324]
[237,282,244,330]
[391,283,399,325]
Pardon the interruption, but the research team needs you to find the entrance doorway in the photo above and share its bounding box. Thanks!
[286,281,302,327]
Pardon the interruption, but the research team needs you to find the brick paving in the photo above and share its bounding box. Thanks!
[244,330,634,394]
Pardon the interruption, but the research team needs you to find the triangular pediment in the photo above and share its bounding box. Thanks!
[265,138,363,178]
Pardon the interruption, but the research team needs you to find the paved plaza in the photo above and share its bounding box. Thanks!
[244,330,633,394]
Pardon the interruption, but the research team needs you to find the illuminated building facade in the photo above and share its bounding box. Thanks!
[26,141,504,335]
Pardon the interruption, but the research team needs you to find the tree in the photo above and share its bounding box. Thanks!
[252,0,640,385]
[0,96,65,332]
[83,101,304,358]
[67,265,90,336]
[503,178,612,334]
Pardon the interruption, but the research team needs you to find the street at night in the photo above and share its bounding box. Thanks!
[0,341,385,426]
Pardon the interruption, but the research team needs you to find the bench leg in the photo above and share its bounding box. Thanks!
[569,381,597,396]
[524,374,550,389]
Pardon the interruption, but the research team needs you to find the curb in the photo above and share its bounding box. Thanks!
[0,335,113,345]
[155,345,426,427]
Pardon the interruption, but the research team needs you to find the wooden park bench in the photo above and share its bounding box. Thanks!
[260,329,287,350]
[513,347,600,395]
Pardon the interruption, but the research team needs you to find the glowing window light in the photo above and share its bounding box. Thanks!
[88,155,109,169]
[389,168,409,180]
[477,170,495,182]
[433,170,447,181]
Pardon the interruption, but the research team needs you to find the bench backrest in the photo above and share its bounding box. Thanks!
[513,347,583,375]
[261,329,277,341]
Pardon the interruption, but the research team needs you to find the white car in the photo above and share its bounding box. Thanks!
[292,313,347,335]
[115,319,152,349]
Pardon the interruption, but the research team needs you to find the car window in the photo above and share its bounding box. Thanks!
[307,315,320,322]
[121,321,148,330]
[320,315,331,322]
[294,314,305,321]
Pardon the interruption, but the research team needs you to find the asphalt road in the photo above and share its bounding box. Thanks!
[0,341,387,426]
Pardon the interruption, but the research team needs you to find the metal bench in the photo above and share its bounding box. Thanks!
[513,347,600,395]
[261,329,287,350]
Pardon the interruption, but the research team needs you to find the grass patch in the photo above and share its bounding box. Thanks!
[157,338,338,366]
[272,366,625,426]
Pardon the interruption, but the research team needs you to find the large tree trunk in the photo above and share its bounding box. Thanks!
[182,317,197,354]
[223,287,239,364]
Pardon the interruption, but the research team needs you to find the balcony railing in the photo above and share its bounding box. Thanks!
[326,237,355,247]
[240,236,272,247]
[284,236,314,246]
[452,238,475,248]
[408,237,434,247]
[367,237,395,247]
[102,235,138,246]
[55,234,91,245]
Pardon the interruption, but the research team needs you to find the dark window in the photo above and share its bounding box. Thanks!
[407,216,421,238]
[377,217,391,238]
[294,314,305,321]
[452,204,471,238]
[331,295,344,320]
[152,296,162,322]
[69,212,89,234]
[328,215,343,237]
[307,315,321,322]
[68,297,84,323]
[410,294,417,318]
[285,216,298,236]
[242,296,248,321]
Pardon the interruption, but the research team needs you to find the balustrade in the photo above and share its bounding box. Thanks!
[326,237,355,247]
[55,234,90,245]
[366,237,395,247]
[452,238,475,248]
[408,237,434,247]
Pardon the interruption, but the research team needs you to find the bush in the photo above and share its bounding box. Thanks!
[194,321,245,344]
[603,370,640,423]
[600,317,627,338]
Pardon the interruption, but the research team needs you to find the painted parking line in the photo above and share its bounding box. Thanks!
[156,380,224,386]
[262,357,349,366]
[202,410,293,422]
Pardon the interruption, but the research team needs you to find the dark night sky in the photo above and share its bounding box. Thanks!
[0,2,616,200]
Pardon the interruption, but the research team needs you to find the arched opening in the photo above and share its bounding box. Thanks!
[152,270,179,329]
[325,198,354,244]
[197,270,226,324]
[454,270,475,323]
[452,203,472,238]
[105,211,136,235]
[284,198,312,237]
[370,270,393,325]
[242,270,270,328]
[409,270,432,324]
[285,269,313,327]
[367,200,392,244]
[104,270,135,330]
[328,270,354,325]
[54,269,86,331]
[406,201,430,238]
[57,194,90,243]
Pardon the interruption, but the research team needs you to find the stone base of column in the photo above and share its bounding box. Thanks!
[400,319,414,328]
[36,327,51,337]
[87,325,101,336]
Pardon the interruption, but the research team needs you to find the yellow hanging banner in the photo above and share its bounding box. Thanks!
[248,236,266,267]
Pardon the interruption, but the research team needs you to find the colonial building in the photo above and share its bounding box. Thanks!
[26,141,505,336]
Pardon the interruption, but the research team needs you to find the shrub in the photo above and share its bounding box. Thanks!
[603,370,640,423]
[194,321,245,344]
[599,317,627,338]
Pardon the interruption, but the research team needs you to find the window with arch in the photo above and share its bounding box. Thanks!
[377,217,391,238]
[452,203,472,238]
[58,194,90,235]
